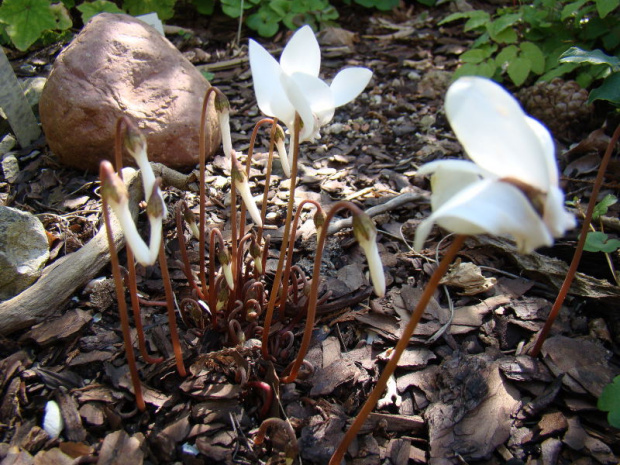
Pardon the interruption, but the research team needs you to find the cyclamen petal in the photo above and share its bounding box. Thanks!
[279,25,320,77]
[249,25,372,152]
[414,179,553,253]
[417,160,484,210]
[249,39,295,125]
[330,67,373,107]
[445,76,552,192]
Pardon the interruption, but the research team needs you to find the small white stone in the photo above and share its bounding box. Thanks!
[43,400,63,439]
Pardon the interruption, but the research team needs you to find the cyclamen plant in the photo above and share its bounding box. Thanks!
[329,76,576,464]
[99,25,381,420]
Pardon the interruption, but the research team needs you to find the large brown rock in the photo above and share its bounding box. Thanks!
[39,13,221,171]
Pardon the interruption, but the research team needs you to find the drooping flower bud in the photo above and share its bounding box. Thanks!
[313,205,327,238]
[218,248,235,291]
[273,124,292,177]
[352,211,386,298]
[214,88,233,158]
[100,161,129,206]
[231,153,263,227]
[182,203,200,239]
[249,237,263,275]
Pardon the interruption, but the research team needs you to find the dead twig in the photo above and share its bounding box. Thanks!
[326,191,428,236]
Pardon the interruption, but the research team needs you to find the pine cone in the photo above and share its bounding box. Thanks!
[518,78,593,141]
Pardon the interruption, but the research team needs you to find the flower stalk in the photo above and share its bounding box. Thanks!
[329,235,466,464]
[530,122,620,356]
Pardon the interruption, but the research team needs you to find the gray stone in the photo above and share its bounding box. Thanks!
[0,207,50,300]
[39,13,221,171]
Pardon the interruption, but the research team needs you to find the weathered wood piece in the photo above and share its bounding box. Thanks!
[0,171,140,335]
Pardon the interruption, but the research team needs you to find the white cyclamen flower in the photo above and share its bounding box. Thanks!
[414,76,576,254]
[249,25,373,146]
[100,161,164,266]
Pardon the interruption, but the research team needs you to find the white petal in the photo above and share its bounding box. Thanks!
[110,200,158,266]
[282,72,334,142]
[526,116,559,185]
[249,39,295,125]
[418,160,486,210]
[363,240,386,297]
[330,67,373,107]
[235,177,263,227]
[445,77,551,192]
[280,25,320,77]
[417,179,553,253]
[219,110,233,158]
[543,185,576,237]
[276,138,291,177]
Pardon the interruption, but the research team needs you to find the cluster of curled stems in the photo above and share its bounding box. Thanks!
[98,85,620,464]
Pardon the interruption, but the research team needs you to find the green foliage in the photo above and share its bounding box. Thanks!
[599,375,620,427]
[123,0,176,20]
[77,0,124,23]
[0,0,430,50]
[191,0,215,15]
[583,231,620,252]
[560,47,620,104]
[592,194,617,220]
[440,0,620,87]
[350,0,401,11]
[582,195,620,253]
[0,0,72,51]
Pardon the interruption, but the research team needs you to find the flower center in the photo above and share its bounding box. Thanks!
[501,177,547,217]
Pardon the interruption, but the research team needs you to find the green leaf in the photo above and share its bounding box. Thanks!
[460,48,488,64]
[201,70,214,81]
[50,3,72,30]
[487,13,520,40]
[246,7,280,37]
[507,56,531,86]
[495,45,518,68]
[464,11,491,32]
[220,0,252,18]
[520,41,545,74]
[593,194,617,220]
[0,0,57,51]
[599,375,620,428]
[538,62,579,81]
[490,27,518,44]
[439,10,489,31]
[561,0,588,20]
[560,46,620,71]
[596,0,619,18]
[583,231,620,253]
[77,1,124,23]
[454,60,497,80]
[191,0,215,15]
[589,72,620,104]
[123,0,176,20]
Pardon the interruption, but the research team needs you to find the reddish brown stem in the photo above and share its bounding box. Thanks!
[278,199,322,322]
[100,169,145,412]
[158,241,187,377]
[281,201,362,384]
[114,117,162,365]
[199,88,217,297]
[246,381,274,419]
[530,123,620,357]
[174,202,206,301]
[329,234,466,464]
[261,115,301,360]
[254,418,299,461]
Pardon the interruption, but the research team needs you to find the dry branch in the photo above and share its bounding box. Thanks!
[0,170,153,335]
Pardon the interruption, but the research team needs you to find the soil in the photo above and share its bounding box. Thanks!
[1,2,620,465]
